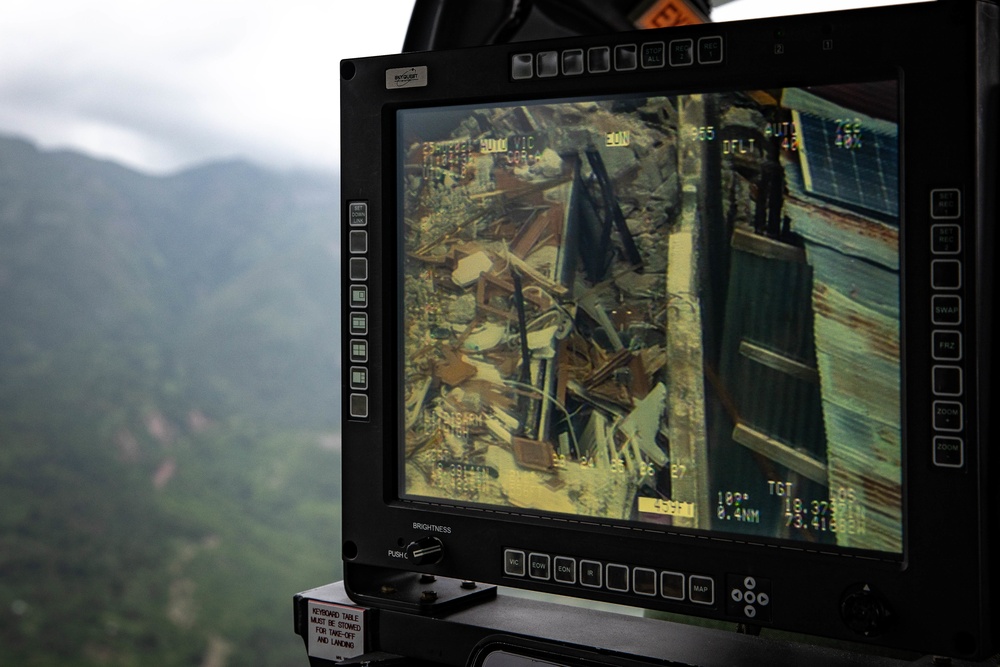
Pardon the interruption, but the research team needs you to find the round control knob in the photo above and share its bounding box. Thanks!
[405,536,444,565]
[840,583,893,637]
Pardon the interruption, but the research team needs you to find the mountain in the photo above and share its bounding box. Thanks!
[0,135,343,666]
[0,135,343,428]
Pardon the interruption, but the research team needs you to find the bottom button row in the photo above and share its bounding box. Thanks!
[503,549,714,605]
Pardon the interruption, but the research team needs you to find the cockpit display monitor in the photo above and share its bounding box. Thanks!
[339,1,997,659]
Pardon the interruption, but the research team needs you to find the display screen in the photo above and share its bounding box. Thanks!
[397,81,902,554]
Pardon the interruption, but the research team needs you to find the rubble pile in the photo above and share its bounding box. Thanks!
[400,98,685,521]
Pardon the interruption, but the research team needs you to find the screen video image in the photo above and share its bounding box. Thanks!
[397,81,902,554]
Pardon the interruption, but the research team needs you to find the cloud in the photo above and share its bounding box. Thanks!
[711,0,928,22]
[0,0,413,173]
[3,0,928,173]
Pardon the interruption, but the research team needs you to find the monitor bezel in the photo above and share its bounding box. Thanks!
[388,77,906,561]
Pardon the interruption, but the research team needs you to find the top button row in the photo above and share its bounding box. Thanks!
[512,36,724,80]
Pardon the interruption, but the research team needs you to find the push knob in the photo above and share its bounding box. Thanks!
[405,536,444,565]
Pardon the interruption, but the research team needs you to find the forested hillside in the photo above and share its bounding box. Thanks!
[0,135,343,666]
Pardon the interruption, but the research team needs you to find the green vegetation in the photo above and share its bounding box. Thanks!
[0,136,343,665]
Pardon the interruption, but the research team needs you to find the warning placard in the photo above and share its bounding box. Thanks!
[306,600,367,662]
[634,0,707,28]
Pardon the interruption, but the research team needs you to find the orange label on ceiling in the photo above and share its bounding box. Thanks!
[634,0,708,28]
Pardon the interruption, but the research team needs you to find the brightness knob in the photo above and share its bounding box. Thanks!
[405,536,444,565]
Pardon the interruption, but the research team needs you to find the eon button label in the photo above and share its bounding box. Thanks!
[554,556,577,583]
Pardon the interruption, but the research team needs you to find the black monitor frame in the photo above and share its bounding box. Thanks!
[339,1,998,659]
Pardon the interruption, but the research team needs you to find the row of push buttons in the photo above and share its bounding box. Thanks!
[503,549,715,606]
[348,201,370,421]
[929,189,963,468]
[511,36,723,80]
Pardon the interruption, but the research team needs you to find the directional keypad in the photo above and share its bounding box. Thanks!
[726,574,772,622]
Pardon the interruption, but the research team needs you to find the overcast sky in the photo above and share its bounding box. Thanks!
[0,0,922,175]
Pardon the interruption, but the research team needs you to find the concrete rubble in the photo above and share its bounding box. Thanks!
[400,98,682,522]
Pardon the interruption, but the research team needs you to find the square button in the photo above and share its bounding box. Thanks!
[504,549,526,576]
[661,572,685,600]
[633,568,656,596]
[606,564,629,592]
[931,259,961,290]
[614,44,637,71]
[932,330,962,361]
[587,47,610,73]
[537,51,558,78]
[562,49,584,75]
[933,436,964,468]
[698,36,723,64]
[931,189,961,219]
[511,54,533,80]
[554,556,576,584]
[580,560,602,588]
[350,257,368,281]
[933,365,963,397]
[689,575,715,605]
[931,295,961,325]
[350,284,368,309]
[349,230,368,254]
[641,41,665,68]
[349,201,368,227]
[349,393,369,419]
[669,39,694,66]
[350,312,368,336]
[528,553,551,580]
[350,366,368,391]
[350,339,369,364]
[933,401,963,432]
[931,224,961,254]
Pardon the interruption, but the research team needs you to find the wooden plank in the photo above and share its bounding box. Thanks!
[665,94,710,529]
[731,422,828,487]
[731,227,807,263]
[786,197,899,271]
[738,340,819,384]
[512,437,555,471]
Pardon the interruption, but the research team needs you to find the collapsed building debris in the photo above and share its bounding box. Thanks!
[401,100,678,521]
[398,83,903,553]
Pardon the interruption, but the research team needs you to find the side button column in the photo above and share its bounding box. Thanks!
[929,188,963,468]
[348,201,370,421]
